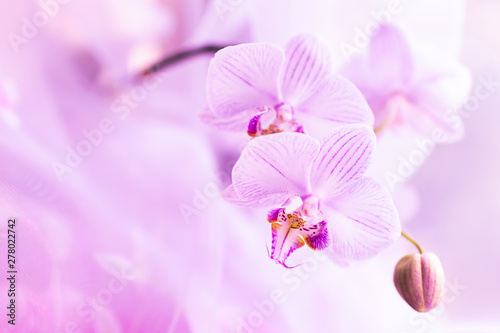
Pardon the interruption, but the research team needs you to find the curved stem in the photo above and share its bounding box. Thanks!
[401,231,423,254]
[138,44,229,78]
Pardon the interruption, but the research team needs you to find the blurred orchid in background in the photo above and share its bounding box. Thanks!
[341,24,471,141]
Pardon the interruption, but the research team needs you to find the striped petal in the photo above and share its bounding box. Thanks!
[232,133,320,204]
[295,74,374,132]
[198,106,258,132]
[222,185,288,208]
[281,34,333,106]
[207,43,284,117]
[321,177,401,261]
[310,124,375,199]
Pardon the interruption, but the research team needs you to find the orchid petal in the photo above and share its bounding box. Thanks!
[310,124,375,198]
[267,207,284,222]
[269,209,307,267]
[269,209,330,266]
[322,177,401,261]
[207,43,284,117]
[295,75,375,130]
[281,34,333,106]
[340,24,413,98]
[368,24,413,90]
[232,133,319,203]
[402,94,464,142]
[270,221,305,267]
[408,56,471,141]
[410,45,471,110]
[222,185,288,208]
[198,106,254,131]
[301,220,330,250]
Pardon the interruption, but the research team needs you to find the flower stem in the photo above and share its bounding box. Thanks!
[138,44,229,78]
[401,231,423,254]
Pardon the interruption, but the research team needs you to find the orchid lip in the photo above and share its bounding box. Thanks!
[267,208,330,267]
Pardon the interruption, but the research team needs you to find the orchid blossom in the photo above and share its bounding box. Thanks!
[224,124,401,267]
[202,34,374,138]
[341,24,470,141]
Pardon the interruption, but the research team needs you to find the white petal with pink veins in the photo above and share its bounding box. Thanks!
[322,177,401,261]
[295,74,375,133]
[207,43,284,117]
[232,133,319,203]
[310,124,375,199]
[281,34,333,106]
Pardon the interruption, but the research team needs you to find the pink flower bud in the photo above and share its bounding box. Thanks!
[393,252,445,312]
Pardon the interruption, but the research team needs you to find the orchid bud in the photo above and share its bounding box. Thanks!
[393,252,445,312]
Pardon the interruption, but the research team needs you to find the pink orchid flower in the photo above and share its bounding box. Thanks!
[341,24,470,141]
[224,124,401,267]
[202,34,374,138]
